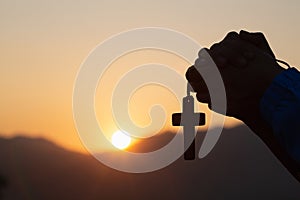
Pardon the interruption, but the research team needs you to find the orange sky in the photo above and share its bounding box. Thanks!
[0,0,299,153]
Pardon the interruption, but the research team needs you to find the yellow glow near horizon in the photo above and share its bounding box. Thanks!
[111,131,131,150]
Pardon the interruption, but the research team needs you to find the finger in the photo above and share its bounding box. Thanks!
[201,46,228,68]
[223,31,239,40]
[197,47,211,57]
[239,30,275,58]
[208,32,239,67]
[196,92,211,105]
[210,39,251,68]
[185,65,202,83]
[189,79,209,94]
[239,30,262,46]
[210,42,220,51]
[210,31,240,66]
[185,66,208,93]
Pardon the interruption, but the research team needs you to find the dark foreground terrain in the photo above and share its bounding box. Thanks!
[0,125,300,200]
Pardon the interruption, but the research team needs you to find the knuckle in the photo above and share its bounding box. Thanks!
[185,66,200,81]
[198,48,209,57]
[256,32,264,37]
[185,67,193,81]
[224,31,239,40]
[196,92,210,104]
[210,43,220,51]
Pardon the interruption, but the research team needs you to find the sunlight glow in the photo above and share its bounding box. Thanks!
[111,131,131,150]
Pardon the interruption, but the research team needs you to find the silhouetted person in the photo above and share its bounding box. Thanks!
[186,30,300,181]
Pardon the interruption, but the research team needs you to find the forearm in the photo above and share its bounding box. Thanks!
[242,104,300,182]
[256,68,300,181]
[249,118,300,182]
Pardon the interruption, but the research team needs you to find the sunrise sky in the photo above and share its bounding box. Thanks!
[1,0,300,153]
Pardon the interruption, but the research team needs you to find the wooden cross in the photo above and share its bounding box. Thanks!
[172,86,205,160]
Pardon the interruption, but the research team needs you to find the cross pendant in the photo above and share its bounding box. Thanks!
[172,85,205,160]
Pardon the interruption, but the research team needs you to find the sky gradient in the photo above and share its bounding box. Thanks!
[1,0,299,153]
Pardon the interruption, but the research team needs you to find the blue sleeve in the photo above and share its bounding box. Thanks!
[260,68,300,163]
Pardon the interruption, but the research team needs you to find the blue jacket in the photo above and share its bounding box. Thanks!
[260,68,300,163]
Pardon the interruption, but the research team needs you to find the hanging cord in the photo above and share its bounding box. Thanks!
[276,59,291,68]
[187,83,192,96]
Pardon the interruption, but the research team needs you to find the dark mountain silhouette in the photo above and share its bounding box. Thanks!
[0,174,6,200]
[0,125,300,200]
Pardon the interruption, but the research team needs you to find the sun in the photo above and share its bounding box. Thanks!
[111,130,131,150]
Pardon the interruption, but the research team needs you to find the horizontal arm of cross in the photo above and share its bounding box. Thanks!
[172,113,205,126]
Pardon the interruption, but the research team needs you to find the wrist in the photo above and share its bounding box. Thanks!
[264,63,285,89]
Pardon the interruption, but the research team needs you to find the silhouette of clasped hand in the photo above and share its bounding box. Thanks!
[186,30,300,182]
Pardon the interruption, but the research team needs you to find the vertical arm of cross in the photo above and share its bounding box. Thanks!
[172,95,205,160]
[182,95,196,160]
